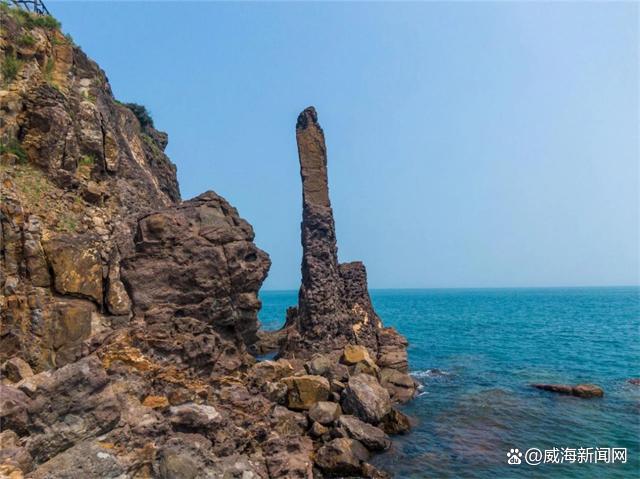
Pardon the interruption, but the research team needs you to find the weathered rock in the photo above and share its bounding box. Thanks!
[169,403,221,429]
[43,235,103,305]
[120,192,270,346]
[342,345,373,365]
[0,384,30,435]
[341,374,391,425]
[22,356,120,463]
[315,438,369,476]
[1,357,34,383]
[263,436,314,479]
[338,415,390,451]
[279,108,389,357]
[532,383,604,398]
[628,378,640,386]
[281,375,330,410]
[379,368,417,403]
[362,462,392,479]
[380,408,412,435]
[28,441,125,479]
[308,401,341,425]
[0,429,33,474]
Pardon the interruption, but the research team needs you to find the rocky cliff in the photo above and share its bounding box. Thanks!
[1,6,414,478]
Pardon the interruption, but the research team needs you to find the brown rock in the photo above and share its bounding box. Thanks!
[341,374,391,425]
[380,408,412,435]
[263,436,314,479]
[315,438,369,476]
[308,401,341,425]
[43,236,103,305]
[142,395,170,410]
[532,383,604,398]
[281,375,330,410]
[338,415,391,451]
[342,345,373,365]
[379,368,417,403]
[1,357,34,383]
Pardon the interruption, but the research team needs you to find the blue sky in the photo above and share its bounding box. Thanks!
[47,1,638,290]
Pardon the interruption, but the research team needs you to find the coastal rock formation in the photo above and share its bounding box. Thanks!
[532,383,604,398]
[274,107,417,400]
[0,6,415,478]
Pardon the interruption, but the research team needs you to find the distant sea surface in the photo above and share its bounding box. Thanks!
[259,287,640,478]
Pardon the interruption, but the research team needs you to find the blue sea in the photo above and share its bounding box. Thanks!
[259,287,640,478]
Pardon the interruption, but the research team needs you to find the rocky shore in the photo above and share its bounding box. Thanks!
[0,7,415,478]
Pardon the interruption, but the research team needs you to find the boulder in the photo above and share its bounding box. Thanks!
[379,368,417,403]
[308,401,341,425]
[338,415,390,451]
[341,345,373,366]
[169,403,221,429]
[263,436,314,479]
[341,374,391,424]
[281,375,330,410]
[1,357,34,383]
[0,384,30,435]
[380,408,412,435]
[315,438,369,476]
[532,383,604,398]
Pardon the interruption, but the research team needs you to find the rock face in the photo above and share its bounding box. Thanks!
[0,7,416,478]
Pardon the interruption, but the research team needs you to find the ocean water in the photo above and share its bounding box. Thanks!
[258,287,640,478]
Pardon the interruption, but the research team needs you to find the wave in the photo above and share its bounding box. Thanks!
[411,368,451,379]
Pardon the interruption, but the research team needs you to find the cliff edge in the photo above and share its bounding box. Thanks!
[1,6,414,478]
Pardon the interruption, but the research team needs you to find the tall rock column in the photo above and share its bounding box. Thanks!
[295,107,344,338]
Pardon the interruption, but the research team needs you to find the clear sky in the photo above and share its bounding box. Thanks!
[47,1,638,290]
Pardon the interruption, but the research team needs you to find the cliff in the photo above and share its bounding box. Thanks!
[0,6,414,478]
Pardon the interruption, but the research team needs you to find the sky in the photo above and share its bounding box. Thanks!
[46,1,638,290]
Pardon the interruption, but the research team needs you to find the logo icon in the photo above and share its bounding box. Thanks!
[507,448,523,465]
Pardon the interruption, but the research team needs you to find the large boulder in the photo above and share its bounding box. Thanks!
[338,415,390,451]
[263,436,314,479]
[379,368,417,403]
[315,438,369,476]
[281,375,330,410]
[308,401,341,426]
[341,374,391,424]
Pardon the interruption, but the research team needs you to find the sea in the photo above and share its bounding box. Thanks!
[258,287,640,478]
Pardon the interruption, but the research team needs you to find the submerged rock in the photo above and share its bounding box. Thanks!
[532,383,604,398]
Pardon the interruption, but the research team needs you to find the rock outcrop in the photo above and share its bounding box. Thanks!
[532,383,604,398]
[0,6,415,478]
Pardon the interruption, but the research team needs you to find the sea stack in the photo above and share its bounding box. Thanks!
[281,108,416,395]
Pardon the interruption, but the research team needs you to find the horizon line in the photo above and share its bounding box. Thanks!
[260,284,640,293]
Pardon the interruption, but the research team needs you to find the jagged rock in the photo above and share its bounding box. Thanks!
[271,405,308,436]
[338,415,390,451]
[308,401,342,425]
[28,441,125,479]
[169,403,222,429]
[309,421,330,438]
[0,429,33,475]
[379,368,417,403]
[341,345,373,366]
[341,374,391,425]
[43,235,103,305]
[362,462,392,479]
[1,357,34,383]
[120,192,270,346]
[380,408,412,435]
[315,438,369,476]
[263,436,314,479]
[532,383,604,398]
[376,327,410,373]
[281,375,330,410]
[0,384,30,435]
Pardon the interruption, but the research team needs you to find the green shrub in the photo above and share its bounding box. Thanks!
[0,138,28,164]
[1,53,22,84]
[44,57,54,82]
[123,102,154,129]
[79,154,96,166]
[18,33,36,47]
